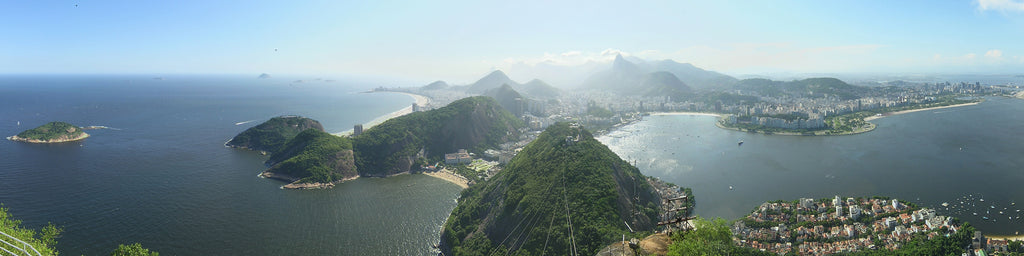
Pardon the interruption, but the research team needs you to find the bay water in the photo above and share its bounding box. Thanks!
[0,75,461,255]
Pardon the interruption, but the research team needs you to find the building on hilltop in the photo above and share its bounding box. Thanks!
[353,124,363,136]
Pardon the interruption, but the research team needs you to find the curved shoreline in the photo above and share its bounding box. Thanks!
[333,91,431,137]
[660,101,981,136]
[422,169,469,189]
[863,101,981,121]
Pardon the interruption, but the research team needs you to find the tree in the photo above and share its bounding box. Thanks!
[111,243,159,256]
[667,217,772,256]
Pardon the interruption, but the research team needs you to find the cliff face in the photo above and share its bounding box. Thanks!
[353,96,523,176]
[226,116,324,152]
[261,129,357,187]
[8,122,89,143]
[440,122,660,256]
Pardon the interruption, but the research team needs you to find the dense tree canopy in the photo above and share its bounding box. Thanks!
[441,122,659,256]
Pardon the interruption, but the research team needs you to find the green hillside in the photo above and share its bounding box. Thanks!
[226,116,324,152]
[440,122,660,256]
[264,129,357,185]
[352,96,523,176]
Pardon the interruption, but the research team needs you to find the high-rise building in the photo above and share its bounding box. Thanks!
[353,124,363,136]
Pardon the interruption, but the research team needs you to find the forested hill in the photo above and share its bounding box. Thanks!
[262,129,357,187]
[226,116,324,152]
[352,96,523,176]
[440,122,660,256]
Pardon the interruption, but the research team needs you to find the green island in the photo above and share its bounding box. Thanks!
[716,96,982,136]
[7,121,90,143]
[440,122,662,255]
[225,116,324,153]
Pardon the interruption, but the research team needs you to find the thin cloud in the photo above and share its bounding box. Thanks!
[985,49,1003,57]
[977,0,1024,11]
[561,51,582,57]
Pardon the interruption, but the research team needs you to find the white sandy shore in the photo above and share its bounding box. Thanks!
[423,169,469,189]
[333,91,431,136]
[864,102,980,121]
[650,112,722,117]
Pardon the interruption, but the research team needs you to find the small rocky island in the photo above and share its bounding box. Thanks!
[7,121,90,143]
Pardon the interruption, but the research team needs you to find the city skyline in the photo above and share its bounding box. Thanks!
[3,0,1024,83]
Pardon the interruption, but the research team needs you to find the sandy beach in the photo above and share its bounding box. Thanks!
[651,112,722,117]
[423,169,469,189]
[987,234,1024,241]
[333,91,431,136]
[864,101,980,121]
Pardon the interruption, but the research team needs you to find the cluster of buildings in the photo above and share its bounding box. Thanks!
[733,196,963,255]
[725,114,826,130]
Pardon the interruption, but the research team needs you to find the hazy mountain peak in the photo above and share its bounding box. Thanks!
[483,70,511,80]
[467,70,519,93]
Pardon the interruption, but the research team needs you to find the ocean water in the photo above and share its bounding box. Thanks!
[0,75,461,255]
[598,97,1024,235]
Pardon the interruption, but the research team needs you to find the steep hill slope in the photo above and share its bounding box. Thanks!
[640,71,692,98]
[352,96,523,176]
[440,122,660,256]
[484,84,526,117]
[262,129,357,188]
[226,116,324,152]
[518,79,562,99]
[467,70,520,93]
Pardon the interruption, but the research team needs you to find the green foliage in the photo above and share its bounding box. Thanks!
[0,206,61,256]
[441,122,659,256]
[111,243,159,256]
[16,121,85,141]
[353,96,523,176]
[227,116,324,152]
[266,129,356,183]
[667,217,773,256]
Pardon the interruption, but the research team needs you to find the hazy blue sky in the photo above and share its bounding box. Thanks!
[3,0,1024,83]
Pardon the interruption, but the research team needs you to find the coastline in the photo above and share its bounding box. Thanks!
[422,169,469,189]
[650,111,722,117]
[333,91,431,137]
[260,170,359,189]
[6,133,90,143]
[864,101,981,121]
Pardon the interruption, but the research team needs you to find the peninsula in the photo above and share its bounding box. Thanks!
[229,96,523,189]
[7,121,90,143]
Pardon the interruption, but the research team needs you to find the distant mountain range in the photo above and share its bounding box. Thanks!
[731,77,866,100]
[582,54,737,96]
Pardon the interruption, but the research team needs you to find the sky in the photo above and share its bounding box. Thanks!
[3,0,1024,84]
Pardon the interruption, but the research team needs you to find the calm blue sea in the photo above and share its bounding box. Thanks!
[598,97,1024,235]
[0,75,461,255]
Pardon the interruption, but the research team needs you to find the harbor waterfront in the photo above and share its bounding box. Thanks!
[597,96,1024,237]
